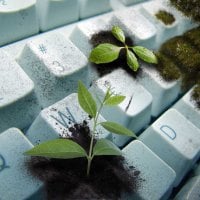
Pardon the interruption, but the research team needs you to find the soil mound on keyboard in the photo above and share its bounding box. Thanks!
[90,30,143,79]
[26,121,143,200]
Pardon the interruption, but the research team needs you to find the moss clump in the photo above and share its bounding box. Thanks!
[155,10,175,25]
[156,27,200,108]
[170,0,200,23]
[160,36,200,73]
[155,52,181,81]
[184,27,200,49]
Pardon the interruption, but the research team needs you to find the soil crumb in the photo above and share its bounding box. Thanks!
[26,122,142,200]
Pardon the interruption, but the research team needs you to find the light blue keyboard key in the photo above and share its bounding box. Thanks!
[138,63,181,117]
[27,93,111,145]
[175,176,200,200]
[119,0,146,6]
[0,128,44,200]
[90,69,152,146]
[36,0,79,31]
[0,50,40,133]
[173,87,200,129]
[79,0,112,19]
[16,33,88,108]
[122,140,176,200]
[69,17,109,57]
[0,0,39,46]
[140,108,200,186]
[140,1,179,49]
[109,8,157,49]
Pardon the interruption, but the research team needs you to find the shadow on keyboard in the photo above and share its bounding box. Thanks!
[0,0,200,199]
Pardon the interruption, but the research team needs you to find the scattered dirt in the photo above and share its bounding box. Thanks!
[26,121,143,200]
[155,10,175,25]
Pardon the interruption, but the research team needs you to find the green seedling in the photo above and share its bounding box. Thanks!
[25,81,137,176]
[89,26,158,72]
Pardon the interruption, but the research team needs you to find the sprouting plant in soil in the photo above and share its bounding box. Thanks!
[24,80,137,176]
[89,26,158,72]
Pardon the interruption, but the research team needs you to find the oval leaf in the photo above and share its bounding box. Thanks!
[100,121,137,138]
[93,138,122,156]
[89,43,121,64]
[24,139,87,159]
[132,46,158,64]
[104,95,125,106]
[112,26,125,43]
[78,81,97,118]
[127,49,139,72]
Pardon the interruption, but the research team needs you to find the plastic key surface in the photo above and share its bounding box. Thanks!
[122,140,176,200]
[140,108,200,186]
[173,87,200,129]
[17,33,88,108]
[0,50,40,133]
[0,0,39,46]
[119,0,146,6]
[79,0,112,19]
[0,128,44,200]
[27,93,111,145]
[109,8,157,49]
[138,63,181,117]
[36,0,79,31]
[90,69,152,147]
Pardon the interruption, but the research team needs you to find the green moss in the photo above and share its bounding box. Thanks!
[155,10,175,25]
[170,0,200,23]
[160,36,200,73]
[184,27,200,49]
[155,52,181,81]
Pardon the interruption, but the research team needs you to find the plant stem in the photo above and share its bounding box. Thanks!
[86,101,104,176]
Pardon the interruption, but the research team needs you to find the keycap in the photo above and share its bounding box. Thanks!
[90,69,152,147]
[140,108,200,186]
[140,1,179,49]
[79,0,112,19]
[0,128,44,200]
[122,140,176,200]
[26,93,111,145]
[69,17,109,56]
[0,0,39,46]
[109,8,157,49]
[175,176,200,200]
[173,87,200,129]
[36,0,79,31]
[16,33,88,108]
[119,0,145,6]
[0,50,40,133]
[138,63,181,117]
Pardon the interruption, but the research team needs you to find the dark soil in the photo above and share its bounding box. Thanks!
[26,121,142,200]
[90,30,143,79]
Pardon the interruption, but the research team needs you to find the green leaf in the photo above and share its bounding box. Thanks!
[103,87,112,102]
[93,138,122,156]
[100,121,137,138]
[89,43,121,64]
[132,46,158,64]
[111,26,125,43]
[24,139,87,159]
[104,95,125,106]
[78,81,97,118]
[127,49,139,72]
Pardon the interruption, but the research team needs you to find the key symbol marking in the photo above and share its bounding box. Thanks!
[160,125,176,140]
[0,154,10,173]
[38,44,47,54]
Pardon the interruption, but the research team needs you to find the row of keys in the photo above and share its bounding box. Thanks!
[0,0,147,46]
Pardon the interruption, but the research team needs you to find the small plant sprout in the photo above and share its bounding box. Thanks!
[25,81,137,176]
[89,26,158,71]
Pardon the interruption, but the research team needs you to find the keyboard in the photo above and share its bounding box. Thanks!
[0,0,200,199]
